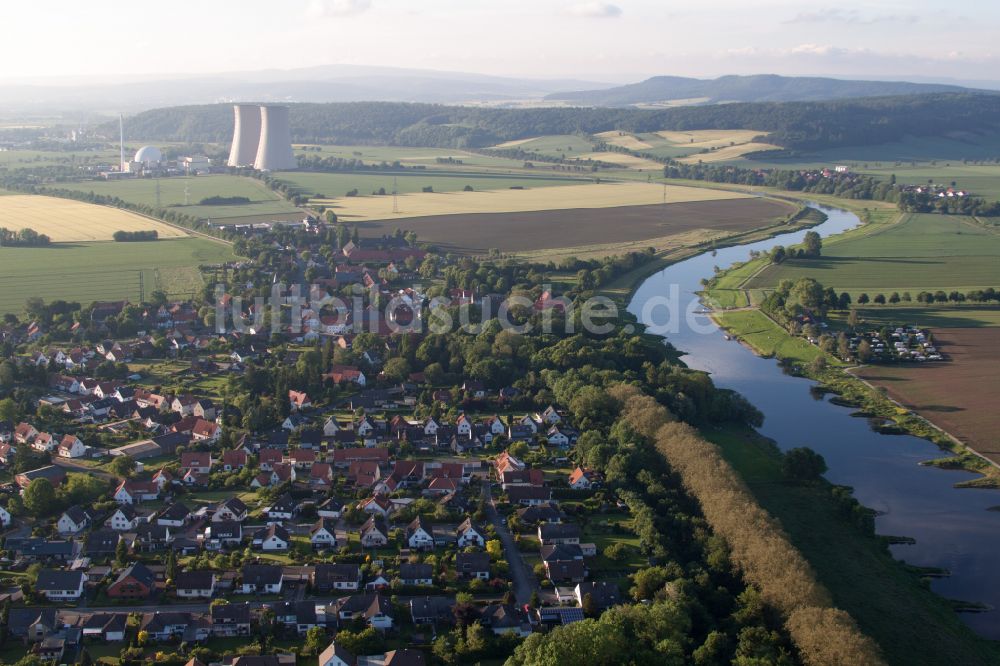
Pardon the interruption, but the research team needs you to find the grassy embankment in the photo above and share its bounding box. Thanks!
[705,424,1000,666]
[704,204,1000,483]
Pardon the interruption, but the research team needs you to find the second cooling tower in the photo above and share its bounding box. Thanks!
[254,105,297,171]
[227,104,261,168]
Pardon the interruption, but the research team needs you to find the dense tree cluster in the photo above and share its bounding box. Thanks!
[112,229,159,242]
[0,227,51,246]
[97,94,1000,153]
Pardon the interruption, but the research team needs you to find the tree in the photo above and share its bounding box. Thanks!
[847,308,861,330]
[802,231,822,257]
[485,539,503,560]
[857,339,873,363]
[581,592,597,617]
[0,397,17,423]
[303,626,327,655]
[857,293,870,304]
[109,455,135,479]
[115,538,128,566]
[782,447,828,482]
[22,479,56,517]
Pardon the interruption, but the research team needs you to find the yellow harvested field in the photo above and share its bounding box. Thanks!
[493,137,538,149]
[657,129,771,149]
[595,131,652,150]
[676,142,780,164]
[314,181,749,222]
[0,195,187,242]
[572,152,664,170]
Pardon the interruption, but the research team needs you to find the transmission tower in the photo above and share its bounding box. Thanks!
[138,271,145,303]
[392,176,399,214]
[184,183,190,206]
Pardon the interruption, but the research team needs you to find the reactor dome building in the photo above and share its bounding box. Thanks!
[227,104,297,171]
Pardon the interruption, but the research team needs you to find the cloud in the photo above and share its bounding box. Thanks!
[306,0,372,18]
[784,9,918,26]
[567,2,623,18]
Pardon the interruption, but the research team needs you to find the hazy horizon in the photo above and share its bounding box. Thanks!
[4,0,1000,85]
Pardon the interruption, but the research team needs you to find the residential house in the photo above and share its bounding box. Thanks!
[288,390,312,412]
[313,564,361,593]
[241,565,283,594]
[399,563,433,587]
[310,518,338,549]
[214,497,249,522]
[317,497,344,519]
[410,596,455,627]
[265,494,297,522]
[175,571,216,599]
[479,604,532,637]
[180,451,213,474]
[57,434,86,458]
[568,467,601,490]
[205,521,243,549]
[405,517,435,551]
[506,486,552,506]
[538,523,581,546]
[575,581,622,611]
[211,603,251,637]
[455,552,490,580]
[107,562,156,599]
[222,449,248,471]
[35,570,85,601]
[57,506,95,535]
[271,601,318,635]
[455,518,486,548]
[113,478,159,504]
[252,524,290,551]
[107,505,141,531]
[359,517,389,548]
[157,503,191,528]
[334,593,393,629]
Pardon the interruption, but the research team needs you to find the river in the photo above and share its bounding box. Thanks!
[628,203,1000,638]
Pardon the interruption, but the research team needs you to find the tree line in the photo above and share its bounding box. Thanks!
[98,93,1000,153]
[0,227,51,247]
[112,229,159,242]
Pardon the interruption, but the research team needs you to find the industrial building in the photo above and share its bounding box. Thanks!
[227,104,297,171]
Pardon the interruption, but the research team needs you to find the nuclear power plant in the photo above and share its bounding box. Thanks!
[227,104,297,171]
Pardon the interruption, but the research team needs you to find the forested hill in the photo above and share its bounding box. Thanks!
[545,74,985,106]
[109,93,1000,152]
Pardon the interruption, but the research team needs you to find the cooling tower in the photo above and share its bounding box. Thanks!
[227,104,262,168]
[254,105,297,171]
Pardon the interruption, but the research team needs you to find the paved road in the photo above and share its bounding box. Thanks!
[483,482,538,605]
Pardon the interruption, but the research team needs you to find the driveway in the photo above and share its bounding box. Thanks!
[483,482,538,605]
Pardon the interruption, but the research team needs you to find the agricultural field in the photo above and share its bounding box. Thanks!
[747,213,1000,296]
[278,170,586,202]
[356,196,793,254]
[316,180,750,223]
[295,144,527,169]
[490,134,597,157]
[0,147,120,169]
[854,327,1000,464]
[0,238,237,314]
[54,175,302,221]
[570,152,664,170]
[0,194,187,241]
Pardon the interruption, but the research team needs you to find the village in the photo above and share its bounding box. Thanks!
[0,228,640,666]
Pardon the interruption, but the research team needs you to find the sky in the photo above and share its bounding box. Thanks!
[4,0,1000,84]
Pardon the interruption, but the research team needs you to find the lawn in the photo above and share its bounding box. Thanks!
[747,213,1000,295]
[56,175,303,221]
[278,170,587,202]
[713,309,840,366]
[0,195,187,241]
[295,144,527,169]
[0,237,237,314]
[706,424,1000,666]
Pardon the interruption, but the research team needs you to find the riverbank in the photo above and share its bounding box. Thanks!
[705,424,1000,666]
[703,204,1000,485]
[597,197,821,308]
